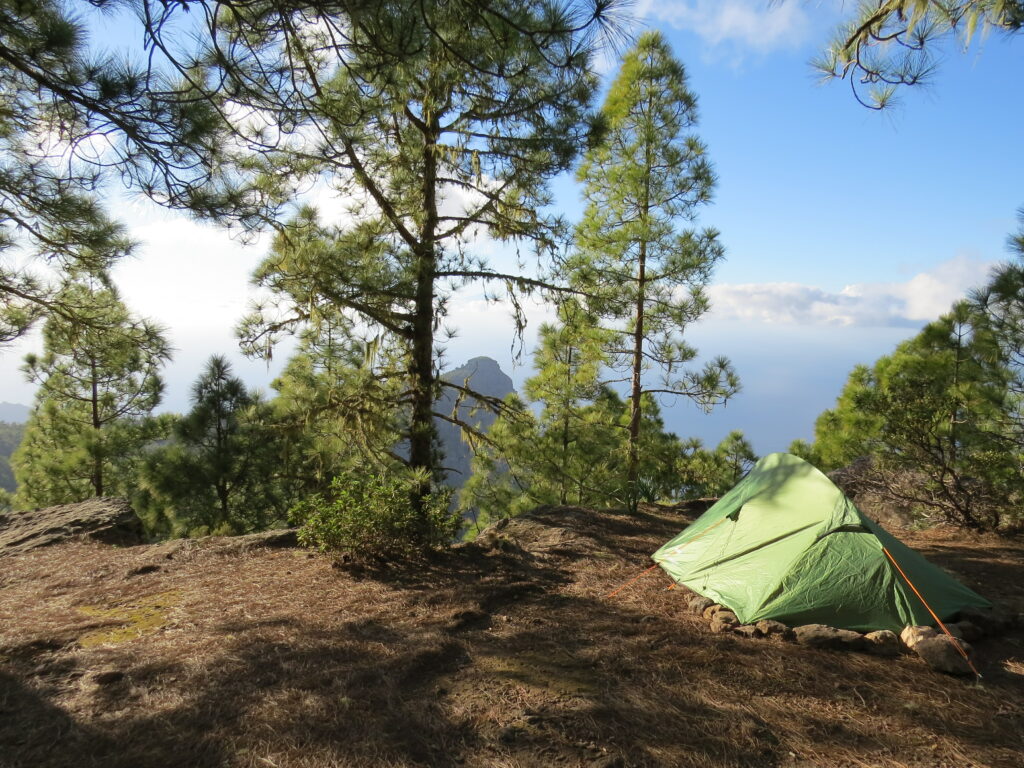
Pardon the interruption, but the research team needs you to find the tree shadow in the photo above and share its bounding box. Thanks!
[4,507,1024,767]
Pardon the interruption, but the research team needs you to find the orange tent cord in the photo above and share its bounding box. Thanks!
[882,547,981,679]
[605,563,660,599]
[606,516,730,600]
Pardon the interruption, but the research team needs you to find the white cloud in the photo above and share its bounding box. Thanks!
[707,255,996,327]
[115,215,267,336]
[636,0,813,53]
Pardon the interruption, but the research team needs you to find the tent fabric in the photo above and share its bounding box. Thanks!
[652,453,990,633]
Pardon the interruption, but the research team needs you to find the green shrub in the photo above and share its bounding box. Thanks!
[290,472,458,559]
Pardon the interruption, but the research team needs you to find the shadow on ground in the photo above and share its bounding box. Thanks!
[2,505,1023,767]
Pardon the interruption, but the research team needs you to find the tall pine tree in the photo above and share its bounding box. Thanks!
[13,281,170,506]
[570,31,737,509]
[139,356,284,536]
[204,2,616,526]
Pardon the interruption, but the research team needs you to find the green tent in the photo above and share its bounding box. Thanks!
[653,453,990,633]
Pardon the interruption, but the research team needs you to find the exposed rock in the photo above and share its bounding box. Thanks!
[914,636,975,676]
[863,630,901,657]
[703,604,724,620]
[710,611,739,633]
[0,497,145,556]
[755,620,791,639]
[793,624,865,651]
[687,595,715,615]
[733,624,763,639]
[950,620,983,642]
[900,625,937,651]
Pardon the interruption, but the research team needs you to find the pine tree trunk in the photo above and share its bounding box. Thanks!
[627,240,646,507]
[408,117,440,522]
[560,346,572,505]
[90,359,103,497]
[628,125,654,510]
[217,482,230,528]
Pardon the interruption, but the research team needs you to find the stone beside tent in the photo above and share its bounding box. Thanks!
[677,584,1014,676]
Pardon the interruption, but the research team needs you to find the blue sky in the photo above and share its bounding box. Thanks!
[1,1,1022,455]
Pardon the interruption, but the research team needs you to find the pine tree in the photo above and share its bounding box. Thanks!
[803,364,884,472]
[817,1,1024,108]
[678,431,757,499]
[570,31,738,509]
[458,303,618,523]
[521,301,613,505]
[267,316,405,501]
[12,281,170,506]
[460,302,687,524]
[798,299,1022,531]
[139,356,284,535]
[0,0,221,343]
[210,2,615,526]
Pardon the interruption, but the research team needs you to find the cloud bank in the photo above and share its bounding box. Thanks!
[707,255,996,327]
[635,0,813,53]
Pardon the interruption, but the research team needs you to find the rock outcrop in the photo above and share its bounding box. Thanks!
[863,630,901,657]
[914,636,975,676]
[899,625,937,651]
[0,497,145,556]
[793,624,866,651]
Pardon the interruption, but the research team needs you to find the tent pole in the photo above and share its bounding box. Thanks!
[883,547,982,679]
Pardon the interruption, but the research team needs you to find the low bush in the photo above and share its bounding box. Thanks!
[290,472,458,559]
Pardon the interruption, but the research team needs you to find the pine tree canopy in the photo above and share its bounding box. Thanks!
[816,0,1024,108]
[12,280,170,506]
[568,30,738,507]
[0,0,222,344]
[185,0,623,508]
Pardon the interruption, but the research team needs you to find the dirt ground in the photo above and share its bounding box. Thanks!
[1,504,1023,768]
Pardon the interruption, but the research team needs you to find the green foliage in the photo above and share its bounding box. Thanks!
[817,1,1023,108]
[678,431,758,499]
[805,364,884,472]
[801,295,1024,532]
[136,356,286,537]
[198,1,611,519]
[569,31,738,506]
[291,472,457,560]
[0,0,216,344]
[265,316,405,500]
[1009,208,1024,258]
[12,282,170,507]
[459,305,686,530]
[786,438,819,467]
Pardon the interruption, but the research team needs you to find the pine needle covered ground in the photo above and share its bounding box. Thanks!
[2,505,1023,768]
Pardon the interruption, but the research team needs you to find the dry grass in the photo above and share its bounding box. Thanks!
[1,505,1023,768]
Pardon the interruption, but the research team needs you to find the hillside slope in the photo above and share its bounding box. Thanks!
[1,505,1023,768]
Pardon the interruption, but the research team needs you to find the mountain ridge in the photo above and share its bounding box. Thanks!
[436,356,515,487]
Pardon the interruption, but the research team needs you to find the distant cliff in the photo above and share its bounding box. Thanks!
[436,357,515,487]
